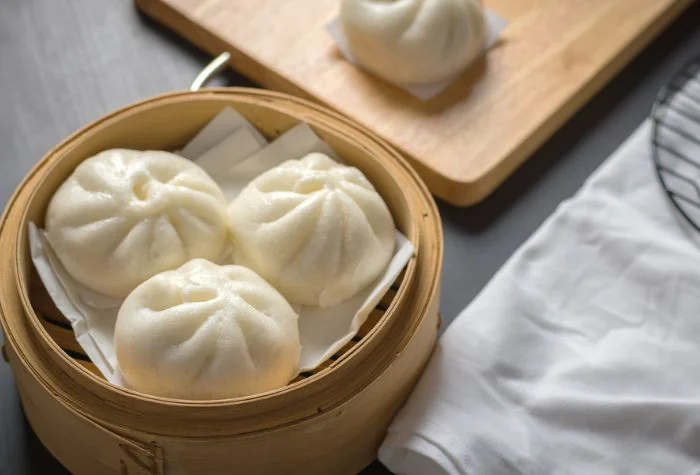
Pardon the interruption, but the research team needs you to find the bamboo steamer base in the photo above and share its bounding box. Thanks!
[0,89,442,474]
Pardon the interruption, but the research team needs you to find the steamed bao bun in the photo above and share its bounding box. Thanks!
[115,259,301,400]
[228,153,395,308]
[45,149,229,299]
[340,0,486,85]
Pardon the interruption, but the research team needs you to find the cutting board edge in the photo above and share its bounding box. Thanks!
[454,0,694,206]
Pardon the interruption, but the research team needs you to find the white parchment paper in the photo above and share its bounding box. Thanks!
[29,107,414,385]
[179,107,267,159]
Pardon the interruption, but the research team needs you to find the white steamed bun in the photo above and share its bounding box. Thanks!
[114,259,300,400]
[340,0,486,85]
[227,152,395,308]
[45,149,229,298]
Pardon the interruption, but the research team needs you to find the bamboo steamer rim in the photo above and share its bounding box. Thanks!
[1,88,443,436]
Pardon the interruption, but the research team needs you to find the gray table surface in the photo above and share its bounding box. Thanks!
[1,1,699,474]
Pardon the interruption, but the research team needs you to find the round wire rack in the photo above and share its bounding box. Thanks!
[651,55,700,234]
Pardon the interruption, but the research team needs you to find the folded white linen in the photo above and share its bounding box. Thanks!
[379,116,700,474]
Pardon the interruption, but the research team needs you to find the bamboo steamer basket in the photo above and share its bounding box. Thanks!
[0,88,442,475]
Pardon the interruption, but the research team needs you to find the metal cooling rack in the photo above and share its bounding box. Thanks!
[651,56,700,234]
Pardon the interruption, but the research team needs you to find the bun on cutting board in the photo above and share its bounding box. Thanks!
[340,0,486,85]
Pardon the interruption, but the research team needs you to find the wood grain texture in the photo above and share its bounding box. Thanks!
[134,0,693,205]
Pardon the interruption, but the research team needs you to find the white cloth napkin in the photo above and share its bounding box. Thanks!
[378,118,700,474]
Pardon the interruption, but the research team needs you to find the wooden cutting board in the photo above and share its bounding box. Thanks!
[135,0,692,206]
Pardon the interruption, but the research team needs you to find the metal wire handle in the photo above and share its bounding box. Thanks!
[190,52,231,91]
